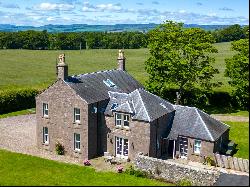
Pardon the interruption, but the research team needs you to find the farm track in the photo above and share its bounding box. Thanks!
[211,114,249,122]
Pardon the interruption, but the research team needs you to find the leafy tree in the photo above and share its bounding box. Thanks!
[225,35,249,109]
[145,20,220,104]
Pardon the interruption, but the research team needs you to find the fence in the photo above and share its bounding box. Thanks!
[214,153,249,173]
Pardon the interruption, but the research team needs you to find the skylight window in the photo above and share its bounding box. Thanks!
[103,79,116,88]
[110,103,118,110]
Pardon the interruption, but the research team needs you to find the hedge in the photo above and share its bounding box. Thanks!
[0,87,244,115]
[0,88,40,114]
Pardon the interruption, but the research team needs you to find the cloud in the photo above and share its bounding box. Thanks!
[196,2,203,6]
[0,3,20,9]
[152,1,159,5]
[136,2,143,5]
[35,3,75,11]
[219,7,234,11]
[83,2,122,12]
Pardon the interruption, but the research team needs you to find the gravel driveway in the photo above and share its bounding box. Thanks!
[0,114,82,165]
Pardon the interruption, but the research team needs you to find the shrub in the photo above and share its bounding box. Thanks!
[83,159,91,166]
[117,165,123,173]
[124,165,148,178]
[0,88,39,114]
[55,142,64,155]
[203,156,216,166]
[177,179,192,186]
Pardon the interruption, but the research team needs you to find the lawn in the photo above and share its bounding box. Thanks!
[0,108,35,119]
[0,42,234,92]
[224,121,249,159]
[0,149,172,186]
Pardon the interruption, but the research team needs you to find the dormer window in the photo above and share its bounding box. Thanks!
[103,79,116,88]
[115,113,122,126]
[115,113,130,128]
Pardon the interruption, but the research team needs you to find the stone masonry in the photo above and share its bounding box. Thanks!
[134,154,220,186]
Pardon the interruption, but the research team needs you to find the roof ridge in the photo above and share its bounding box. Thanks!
[195,108,214,141]
[75,69,117,77]
[136,89,151,121]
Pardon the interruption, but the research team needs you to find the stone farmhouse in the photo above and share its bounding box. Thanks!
[36,51,231,163]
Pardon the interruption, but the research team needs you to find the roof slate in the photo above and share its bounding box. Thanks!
[168,105,230,141]
[105,88,175,122]
[65,69,144,104]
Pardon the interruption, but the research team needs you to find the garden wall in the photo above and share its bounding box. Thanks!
[134,155,220,186]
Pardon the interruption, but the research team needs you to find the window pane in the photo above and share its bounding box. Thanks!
[116,113,122,119]
[43,103,48,116]
[74,108,80,122]
[76,114,80,121]
[75,133,80,141]
[123,139,129,156]
[124,115,129,126]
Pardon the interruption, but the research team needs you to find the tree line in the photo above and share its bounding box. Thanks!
[0,31,148,50]
[0,24,248,50]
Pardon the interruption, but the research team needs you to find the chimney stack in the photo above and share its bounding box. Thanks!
[56,54,68,80]
[117,49,126,71]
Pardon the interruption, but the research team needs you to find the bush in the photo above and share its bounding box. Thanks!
[177,179,192,186]
[124,165,148,178]
[203,156,216,166]
[0,88,39,114]
[55,142,64,155]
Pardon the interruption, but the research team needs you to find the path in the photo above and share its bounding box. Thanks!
[214,173,249,186]
[210,114,249,122]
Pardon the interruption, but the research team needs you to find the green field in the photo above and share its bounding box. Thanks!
[0,149,171,186]
[0,42,234,92]
[224,121,249,159]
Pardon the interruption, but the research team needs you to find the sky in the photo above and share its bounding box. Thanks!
[0,0,249,26]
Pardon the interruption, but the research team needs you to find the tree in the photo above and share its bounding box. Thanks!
[145,20,220,104]
[225,35,249,109]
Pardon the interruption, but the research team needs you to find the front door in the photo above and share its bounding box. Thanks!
[179,137,188,158]
[116,137,128,158]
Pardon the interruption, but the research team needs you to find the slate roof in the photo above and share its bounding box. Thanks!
[167,105,230,142]
[105,88,175,122]
[64,69,144,104]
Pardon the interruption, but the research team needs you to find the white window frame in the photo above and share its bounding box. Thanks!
[194,139,202,154]
[116,136,129,159]
[123,114,130,128]
[115,113,130,128]
[74,108,80,123]
[74,133,81,151]
[43,127,49,144]
[43,103,48,117]
[115,113,122,127]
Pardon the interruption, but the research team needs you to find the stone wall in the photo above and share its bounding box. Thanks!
[134,155,220,186]
[214,153,249,173]
[36,79,89,160]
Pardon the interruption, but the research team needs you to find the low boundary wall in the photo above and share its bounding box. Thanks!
[134,155,220,186]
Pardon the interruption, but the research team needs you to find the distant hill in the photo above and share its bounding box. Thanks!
[0,23,235,33]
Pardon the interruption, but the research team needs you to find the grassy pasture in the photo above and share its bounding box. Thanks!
[0,149,172,186]
[0,42,234,92]
[224,121,249,159]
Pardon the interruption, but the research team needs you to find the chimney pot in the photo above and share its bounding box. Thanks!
[117,49,126,71]
[56,54,68,80]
